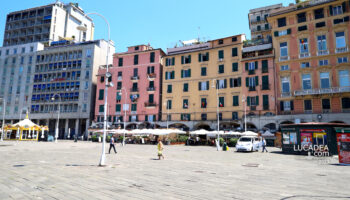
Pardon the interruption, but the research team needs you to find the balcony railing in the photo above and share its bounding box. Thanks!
[130,88,139,92]
[147,87,156,91]
[279,56,289,62]
[317,50,329,56]
[145,102,156,107]
[299,52,310,58]
[147,73,156,79]
[336,47,348,53]
[294,87,350,96]
[281,92,291,98]
[130,76,139,80]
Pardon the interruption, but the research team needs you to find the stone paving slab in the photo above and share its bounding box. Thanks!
[0,141,350,200]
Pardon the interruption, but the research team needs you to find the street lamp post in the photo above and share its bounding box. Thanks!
[118,88,127,146]
[0,98,5,142]
[78,12,111,166]
[211,79,220,151]
[242,95,247,132]
[51,94,61,143]
[163,102,169,129]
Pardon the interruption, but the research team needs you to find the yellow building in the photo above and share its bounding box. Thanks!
[162,34,246,130]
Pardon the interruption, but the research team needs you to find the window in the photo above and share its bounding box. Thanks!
[262,60,268,73]
[201,114,207,121]
[148,94,154,103]
[181,55,191,64]
[256,16,261,21]
[297,12,306,23]
[232,48,238,57]
[99,105,104,112]
[280,42,288,57]
[314,8,324,19]
[281,65,289,71]
[198,52,209,62]
[116,92,122,102]
[263,95,269,110]
[183,83,189,92]
[280,101,294,111]
[201,98,207,108]
[232,112,238,120]
[317,35,327,54]
[218,39,223,45]
[131,104,137,111]
[133,68,138,77]
[336,32,346,51]
[301,62,310,68]
[298,25,308,32]
[217,79,227,89]
[246,62,256,72]
[181,69,191,78]
[166,100,172,109]
[246,76,258,90]
[115,104,121,112]
[13,48,17,54]
[315,22,326,28]
[150,52,155,63]
[183,99,188,109]
[302,74,312,90]
[167,85,172,93]
[232,37,237,42]
[332,5,343,16]
[262,76,269,90]
[218,50,224,59]
[338,57,348,63]
[229,77,241,88]
[277,17,286,27]
[247,96,259,106]
[339,70,350,87]
[118,58,123,66]
[281,77,290,93]
[342,98,350,109]
[201,67,207,76]
[299,38,309,55]
[304,100,312,111]
[319,60,329,66]
[219,97,224,107]
[98,89,104,100]
[134,55,139,65]
[165,71,175,80]
[218,65,224,74]
[166,57,175,66]
[100,76,104,83]
[198,81,209,91]
[322,99,330,110]
[232,63,238,72]
[233,96,239,106]
[181,114,190,121]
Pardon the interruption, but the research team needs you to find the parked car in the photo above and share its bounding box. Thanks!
[235,136,260,152]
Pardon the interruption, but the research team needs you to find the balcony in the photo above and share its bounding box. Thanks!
[250,18,267,24]
[130,88,139,92]
[280,92,291,98]
[294,87,350,96]
[299,52,310,58]
[145,102,156,107]
[336,47,348,54]
[130,76,139,81]
[147,87,156,91]
[317,50,329,56]
[251,26,271,33]
[279,56,289,62]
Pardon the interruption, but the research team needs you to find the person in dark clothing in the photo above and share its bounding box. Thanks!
[261,138,268,153]
[109,137,117,154]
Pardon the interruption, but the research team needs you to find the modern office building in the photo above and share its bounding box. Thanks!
[3,1,94,46]
[94,44,165,129]
[30,39,114,139]
[0,42,44,125]
[248,4,282,41]
[268,0,350,125]
[162,35,245,131]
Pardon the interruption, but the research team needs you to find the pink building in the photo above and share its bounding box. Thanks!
[94,45,165,128]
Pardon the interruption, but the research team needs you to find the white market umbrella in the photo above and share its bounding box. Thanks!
[262,130,274,137]
[241,131,258,137]
[226,131,242,136]
[190,129,210,135]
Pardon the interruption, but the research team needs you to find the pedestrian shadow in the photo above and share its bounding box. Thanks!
[150,158,160,161]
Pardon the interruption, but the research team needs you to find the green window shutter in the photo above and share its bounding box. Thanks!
[198,82,201,91]
[255,76,259,86]
[145,115,148,121]
[247,97,251,106]
[245,63,248,71]
[99,105,104,112]
[246,77,249,87]
[232,63,238,72]
[262,76,269,89]
[181,70,184,78]
[232,48,238,57]
[256,96,259,105]
[116,104,121,112]
[198,53,202,62]
[287,28,291,34]
[171,71,175,79]
[263,95,269,110]
[290,100,294,110]
[165,58,169,66]
[98,89,104,100]
[274,31,279,37]
[233,96,239,106]
[329,5,333,16]
[165,72,168,80]
[150,52,155,63]
[238,77,241,86]
[224,79,227,88]
[206,52,209,61]
[255,61,258,70]
[129,116,131,122]
[172,57,175,65]
[206,81,209,90]
[262,60,268,73]
[230,78,233,88]
[181,56,184,64]
[189,55,191,63]
[188,69,191,77]
[218,50,224,59]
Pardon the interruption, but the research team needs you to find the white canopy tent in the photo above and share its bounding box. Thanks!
[241,131,259,137]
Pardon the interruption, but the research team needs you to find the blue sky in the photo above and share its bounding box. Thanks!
[0,0,294,53]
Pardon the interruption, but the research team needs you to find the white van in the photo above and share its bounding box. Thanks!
[235,136,260,152]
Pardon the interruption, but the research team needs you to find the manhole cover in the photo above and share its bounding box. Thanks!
[242,163,260,167]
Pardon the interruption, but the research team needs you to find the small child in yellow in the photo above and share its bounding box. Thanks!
[157,139,164,160]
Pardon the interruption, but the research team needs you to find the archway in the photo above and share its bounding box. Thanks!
[126,123,138,130]
[194,123,211,131]
[263,123,277,132]
[169,123,189,131]
[246,122,257,131]
[220,122,240,131]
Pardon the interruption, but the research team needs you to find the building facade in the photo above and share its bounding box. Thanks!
[248,4,282,41]
[268,0,350,124]
[94,45,165,129]
[3,1,94,46]
[0,42,44,125]
[162,35,245,130]
[30,40,114,139]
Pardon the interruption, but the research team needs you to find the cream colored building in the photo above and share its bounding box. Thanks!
[162,35,246,130]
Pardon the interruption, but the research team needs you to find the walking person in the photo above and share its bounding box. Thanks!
[109,137,117,154]
[157,138,164,160]
[261,138,268,153]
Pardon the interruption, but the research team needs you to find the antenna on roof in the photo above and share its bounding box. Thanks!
[198,26,200,42]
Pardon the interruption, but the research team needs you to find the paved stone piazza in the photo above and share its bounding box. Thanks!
[0,141,349,200]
